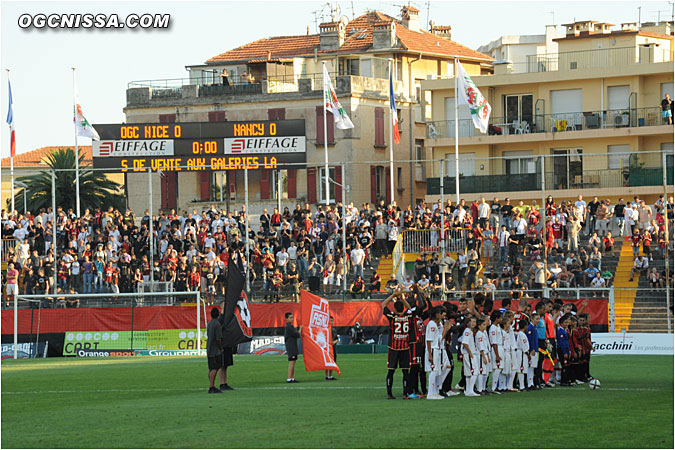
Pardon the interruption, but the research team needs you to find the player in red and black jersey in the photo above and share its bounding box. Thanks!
[383,289,412,399]
[575,313,593,381]
[406,288,432,398]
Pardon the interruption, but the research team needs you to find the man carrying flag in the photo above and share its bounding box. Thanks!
[322,64,353,206]
[218,251,253,390]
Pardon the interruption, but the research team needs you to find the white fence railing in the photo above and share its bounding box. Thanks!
[401,228,469,254]
[2,238,18,261]
[391,234,405,283]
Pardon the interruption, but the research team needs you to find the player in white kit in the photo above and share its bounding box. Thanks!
[516,319,530,391]
[461,316,480,397]
[500,311,514,392]
[489,310,504,394]
[425,306,451,400]
[476,317,491,395]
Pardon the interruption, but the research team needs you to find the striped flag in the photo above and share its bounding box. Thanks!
[389,70,400,144]
[6,80,15,157]
[323,66,354,129]
[74,81,100,140]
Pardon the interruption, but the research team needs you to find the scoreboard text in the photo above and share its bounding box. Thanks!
[92,120,306,171]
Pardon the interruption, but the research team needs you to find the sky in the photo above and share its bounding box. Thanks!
[1,0,672,158]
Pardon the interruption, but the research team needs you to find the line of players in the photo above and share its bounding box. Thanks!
[382,286,593,400]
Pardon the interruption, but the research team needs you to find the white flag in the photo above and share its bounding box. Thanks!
[456,61,491,134]
[74,83,100,140]
[323,66,354,130]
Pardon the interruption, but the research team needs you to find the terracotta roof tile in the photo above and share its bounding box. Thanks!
[204,11,491,63]
[1,146,92,168]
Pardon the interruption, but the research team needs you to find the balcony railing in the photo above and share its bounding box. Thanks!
[426,107,667,140]
[128,71,349,98]
[525,46,674,73]
[426,167,673,195]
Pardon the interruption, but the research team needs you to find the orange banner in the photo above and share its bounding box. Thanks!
[300,290,340,375]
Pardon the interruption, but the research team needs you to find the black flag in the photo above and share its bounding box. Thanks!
[221,253,253,347]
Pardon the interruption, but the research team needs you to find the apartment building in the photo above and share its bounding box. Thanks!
[120,7,492,214]
[422,20,674,204]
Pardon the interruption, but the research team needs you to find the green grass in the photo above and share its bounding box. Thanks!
[1,355,673,448]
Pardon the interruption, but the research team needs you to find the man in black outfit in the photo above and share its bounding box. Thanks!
[284,312,302,383]
[206,307,223,394]
[217,306,236,391]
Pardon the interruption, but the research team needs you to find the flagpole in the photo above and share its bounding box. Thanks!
[7,69,14,215]
[388,59,394,205]
[322,62,330,206]
[72,67,80,217]
[454,58,460,205]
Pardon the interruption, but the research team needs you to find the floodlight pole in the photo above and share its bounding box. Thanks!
[148,168,154,293]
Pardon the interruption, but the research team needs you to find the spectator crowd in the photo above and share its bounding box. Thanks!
[1,192,673,308]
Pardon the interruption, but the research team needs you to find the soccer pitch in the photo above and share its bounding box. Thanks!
[1,354,673,449]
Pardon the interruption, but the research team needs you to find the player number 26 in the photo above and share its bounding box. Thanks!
[394,322,409,334]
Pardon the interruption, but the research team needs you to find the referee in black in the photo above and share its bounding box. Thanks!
[207,307,223,394]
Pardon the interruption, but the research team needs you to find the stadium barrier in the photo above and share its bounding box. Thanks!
[401,228,468,254]
[592,332,674,355]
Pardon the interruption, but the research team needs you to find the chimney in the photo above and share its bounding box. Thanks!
[431,24,452,40]
[401,6,420,32]
[372,20,397,49]
[319,19,346,50]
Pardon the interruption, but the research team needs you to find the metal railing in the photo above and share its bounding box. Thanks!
[391,234,405,283]
[401,228,469,254]
[426,165,671,195]
[426,107,666,140]
[525,46,674,73]
[2,238,18,261]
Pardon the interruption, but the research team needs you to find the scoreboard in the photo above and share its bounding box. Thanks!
[92,119,306,172]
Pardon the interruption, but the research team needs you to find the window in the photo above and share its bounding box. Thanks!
[360,58,372,77]
[446,61,454,77]
[608,145,630,169]
[504,94,533,126]
[661,82,674,101]
[445,97,474,137]
[445,152,475,177]
[415,81,423,122]
[159,113,176,123]
[376,166,385,200]
[397,167,403,189]
[503,150,535,174]
[319,167,336,204]
[415,140,424,161]
[552,148,583,190]
[608,85,629,111]
[424,90,432,122]
[348,59,359,76]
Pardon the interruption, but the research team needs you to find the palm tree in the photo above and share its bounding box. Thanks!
[9,147,125,213]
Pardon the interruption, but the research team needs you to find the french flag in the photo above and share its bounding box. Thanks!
[6,80,15,157]
[389,70,400,144]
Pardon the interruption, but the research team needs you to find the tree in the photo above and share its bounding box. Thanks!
[8,147,125,213]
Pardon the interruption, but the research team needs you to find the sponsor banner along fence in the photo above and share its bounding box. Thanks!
[1,300,609,335]
[591,333,674,355]
[1,342,48,359]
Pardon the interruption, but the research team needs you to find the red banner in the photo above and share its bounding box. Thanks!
[1,299,608,335]
[300,291,340,374]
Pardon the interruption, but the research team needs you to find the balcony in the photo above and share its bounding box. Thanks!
[126,71,402,107]
[425,107,667,140]
[426,166,673,195]
[525,46,674,73]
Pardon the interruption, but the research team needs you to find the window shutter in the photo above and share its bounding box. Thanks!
[260,170,270,200]
[334,166,342,202]
[268,108,286,120]
[199,171,211,201]
[161,172,177,209]
[327,110,334,143]
[375,107,385,147]
[307,167,317,204]
[316,106,324,144]
[208,111,227,122]
[370,166,377,204]
[159,114,176,123]
[287,169,297,199]
[385,167,391,204]
[316,106,334,144]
